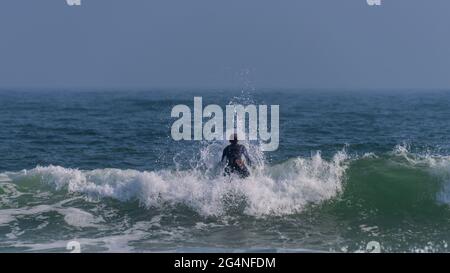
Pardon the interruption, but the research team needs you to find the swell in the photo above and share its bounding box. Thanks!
[3,145,450,218]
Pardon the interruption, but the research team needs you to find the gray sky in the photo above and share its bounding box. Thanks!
[0,0,449,90]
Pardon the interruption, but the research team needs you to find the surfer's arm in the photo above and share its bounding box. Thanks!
[242,146,252,166]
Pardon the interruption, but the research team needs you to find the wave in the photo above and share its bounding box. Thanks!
[334,144,450,217]
[3,144,450,218]
[2,150,347,217]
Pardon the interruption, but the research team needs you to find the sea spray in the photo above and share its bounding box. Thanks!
[4,150,348,217]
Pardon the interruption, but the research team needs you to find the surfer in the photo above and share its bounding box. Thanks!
[221,134,252,178]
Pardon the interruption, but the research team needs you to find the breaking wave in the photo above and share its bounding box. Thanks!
[2,150,347,217]
[3,144,450,219]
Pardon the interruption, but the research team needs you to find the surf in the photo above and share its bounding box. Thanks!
[4,144,450,217]
[3,144,450,252]
[2,151,346,217]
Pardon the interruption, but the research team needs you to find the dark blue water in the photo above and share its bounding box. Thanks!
[1,89,450,252]
[3,89,450,170]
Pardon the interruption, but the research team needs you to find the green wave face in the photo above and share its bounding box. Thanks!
[316,153,450,252]
[340,156,443,216]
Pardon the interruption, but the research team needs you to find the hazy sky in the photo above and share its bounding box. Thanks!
[0,0,449,90]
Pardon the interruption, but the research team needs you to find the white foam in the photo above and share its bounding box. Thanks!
[4,150,348,217]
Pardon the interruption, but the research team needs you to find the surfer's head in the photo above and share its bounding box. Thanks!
[229,133,238,144]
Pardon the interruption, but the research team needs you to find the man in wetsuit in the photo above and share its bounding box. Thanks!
[221,134,252,178]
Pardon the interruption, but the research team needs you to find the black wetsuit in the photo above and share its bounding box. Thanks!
[221,143,252,178]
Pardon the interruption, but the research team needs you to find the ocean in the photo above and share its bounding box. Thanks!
[1,89,450,252]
